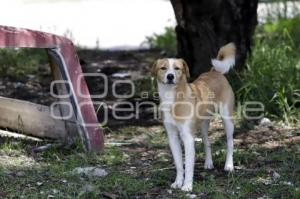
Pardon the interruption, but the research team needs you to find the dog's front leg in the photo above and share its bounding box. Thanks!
[165,123,184,189]
[179,124,195,192]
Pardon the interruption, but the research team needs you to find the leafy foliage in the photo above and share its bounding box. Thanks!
[233,19,300,124]
[145,27,177,56]
[0,48,47,80]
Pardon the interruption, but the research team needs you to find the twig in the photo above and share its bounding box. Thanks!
[32,143,64,153]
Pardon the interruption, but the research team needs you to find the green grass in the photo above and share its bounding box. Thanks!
[0,48,48,80]
[1,125,300,198]
[232,19,300,124]
[145,27,177,56]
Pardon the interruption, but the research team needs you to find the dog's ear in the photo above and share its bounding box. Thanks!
[179,59,190,78]
[151,59,160,77]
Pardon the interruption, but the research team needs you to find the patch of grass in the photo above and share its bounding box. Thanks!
[147,130,168,149]
[96,172,151,198]
[133,76,158,100]
[232,16,300,124]
[1,124,300,198]
[0,48,48,80]
[100,146,128,166]
[263,18,300,48]
[145,27,177,56]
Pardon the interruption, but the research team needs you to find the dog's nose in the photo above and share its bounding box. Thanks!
[167,74,174,81]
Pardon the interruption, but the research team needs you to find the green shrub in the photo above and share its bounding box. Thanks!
[234,20,300,124]
[0,48,47,79]
[145,27,177,56]
[263,18,300,49]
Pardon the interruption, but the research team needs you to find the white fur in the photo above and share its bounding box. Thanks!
[220,104,234,171]
[178,121,195,192]
[158,82,175,105]
[211,56,235,74]
[163,58,176,83]
[165,123,184,189]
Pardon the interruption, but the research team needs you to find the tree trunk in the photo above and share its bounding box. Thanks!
[170,0,258,77]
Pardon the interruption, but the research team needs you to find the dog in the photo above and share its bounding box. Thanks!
[151,43,235,192]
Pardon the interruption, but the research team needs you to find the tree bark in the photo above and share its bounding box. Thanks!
[170,0,258,77]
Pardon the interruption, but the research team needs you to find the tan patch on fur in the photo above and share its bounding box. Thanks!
[178,59,190,78]
[217,43,236,60]
[193,71,234,116]
[172,82,196,121]
[151,58,168,79]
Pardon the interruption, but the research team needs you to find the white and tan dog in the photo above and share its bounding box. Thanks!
[151,43,236,192]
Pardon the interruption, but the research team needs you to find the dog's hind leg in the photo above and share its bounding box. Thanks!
[201,119,214,169]
[221,104,234,172]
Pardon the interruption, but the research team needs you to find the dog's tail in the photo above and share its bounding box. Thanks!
[211,43,236,74]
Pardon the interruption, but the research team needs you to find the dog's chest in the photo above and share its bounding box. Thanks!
[157,82,176,104]
[158,82,176,123]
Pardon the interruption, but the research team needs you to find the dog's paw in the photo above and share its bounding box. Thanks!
[181,183,193,192]
[224,163,234,172]
[204,160,214,170]
[171,180,183,189]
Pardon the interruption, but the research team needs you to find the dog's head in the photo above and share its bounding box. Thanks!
[151,58,190,85]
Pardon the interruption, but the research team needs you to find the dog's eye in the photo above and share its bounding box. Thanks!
[160,67,167,70]
[174,67,180,70]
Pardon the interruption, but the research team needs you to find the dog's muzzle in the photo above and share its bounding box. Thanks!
[166,74,175,84]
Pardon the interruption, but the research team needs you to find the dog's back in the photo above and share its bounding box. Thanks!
[192,71,234,112]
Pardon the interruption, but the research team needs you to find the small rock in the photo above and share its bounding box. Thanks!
[199,193,207,197]
[167,189,172,194]
[3,169,12,175]
[16,171,25,177]
[186,193,197,199]
[47,195,55,198]
[36,182,43,186]
[257,195,268,199]
[81,184,95,193]
[259,117,272,127]
[272,171,280,180]
[13,82,23,89]
[26,74,36,80]
[234,166,245,170]
[282,181,293,186]
[71,167,108,177]
[52,189,59,194]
